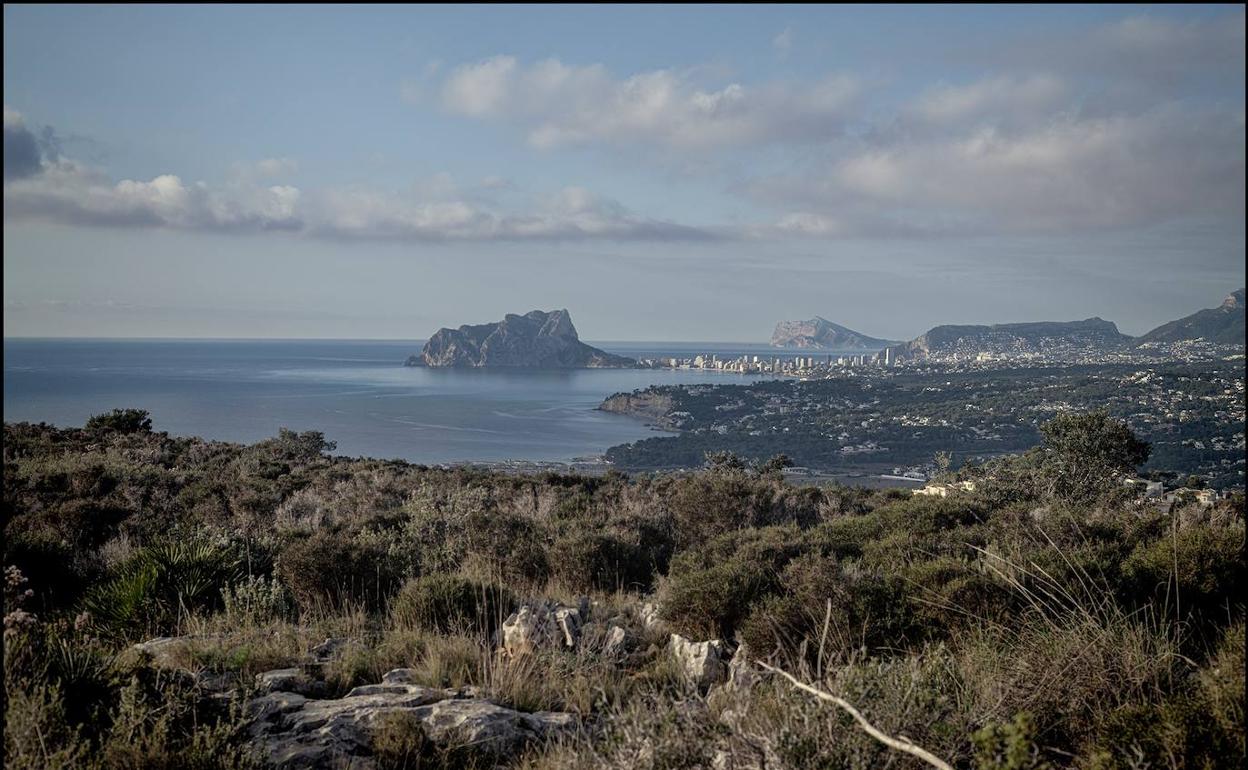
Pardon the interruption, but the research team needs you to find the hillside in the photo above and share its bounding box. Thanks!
[1138,289,1246,345]
[889,317,1129,360]
[2,412,1243,770]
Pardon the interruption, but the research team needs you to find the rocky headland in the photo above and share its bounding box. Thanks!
[408,309,635,368]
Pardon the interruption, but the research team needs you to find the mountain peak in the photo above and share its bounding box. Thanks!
[414,309,634,368]
[770,318,893,350]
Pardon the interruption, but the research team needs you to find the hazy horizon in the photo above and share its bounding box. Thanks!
[1,282,1243,344]
[4,5,1245,340]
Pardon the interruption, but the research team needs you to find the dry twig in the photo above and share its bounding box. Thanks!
[756,660,954,770]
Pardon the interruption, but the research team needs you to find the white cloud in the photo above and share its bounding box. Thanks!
[438,56,859,149]
[4,160,305,231]
[442,55,519,117]
[773,27,793,56]
[753,105,1246,237]
[306,183,709,241]
[970,10,1245,101]
[254,157,299,177]
[912,75,1066,126]
[2,132,709,242]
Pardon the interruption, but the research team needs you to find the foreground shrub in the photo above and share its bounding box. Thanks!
[84,408,153,434]
[276,531,402,613]
[1119,520,1245,624]
[550,530,654,592]
[220,574,293,625]
[464,511,551,584]
[83,539,244,637]
[661,525,805,640]
[3,682,92,769]
[738,554,912,660]
[390,575,515,637]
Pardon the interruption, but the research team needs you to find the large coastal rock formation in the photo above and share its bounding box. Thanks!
[770,317,893,349]
[410,309,635,368]
[887,317,1129,360]
[1137,289,1245,346]
[597,389,678,428]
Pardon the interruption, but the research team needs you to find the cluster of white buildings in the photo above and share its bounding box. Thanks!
[638,349,896,374]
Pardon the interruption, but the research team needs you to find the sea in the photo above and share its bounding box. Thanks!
[2,338,829,466]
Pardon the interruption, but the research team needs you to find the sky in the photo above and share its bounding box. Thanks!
[3,4,1245,341]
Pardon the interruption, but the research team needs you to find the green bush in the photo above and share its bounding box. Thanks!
[665,470,778,550]
[464,510,550,584]
[1120,521,1245,623]
[661,526,805,640]
[973,712,1052,770]
[739,553,913,660]
[220,574,293,624]
[550,530,653,592]
[903,556,1014,634]
[276,531,402,613]
[84,408,153,434]
[83,539,244,637]
[390,574,515,636]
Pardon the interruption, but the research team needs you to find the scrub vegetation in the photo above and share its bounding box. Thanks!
[3,409,1243,769]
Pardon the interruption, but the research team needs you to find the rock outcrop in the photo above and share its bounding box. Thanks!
[256,668,327,698]
[601,625,632,659]
[1137,289,1246,346]
[499,599,589,656]
[246,675,576,769]
[669,634,727,691]
[639,601,665,633]
[770,317,894,350]
[411,309,635,368]
[132,635,236,693]
[598,390,679,428]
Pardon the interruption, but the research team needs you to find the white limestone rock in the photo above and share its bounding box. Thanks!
[669,634,727,691]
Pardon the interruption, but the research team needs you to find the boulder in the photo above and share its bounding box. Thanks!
[602,625,631,659]
[309,637,360,663]
[723,642,758,693]
[256,668,327,698]
[246,671,576,769]
[133,635,224,668]
[640,602,664,632]
[132,636,236,693]
[669,634,727,691]
[380,668,420,685]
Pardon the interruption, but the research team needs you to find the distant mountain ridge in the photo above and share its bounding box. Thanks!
[888,317,1130,359]
[770,317,894,349]
[409,309,636,368]
[1136,289,1245,346]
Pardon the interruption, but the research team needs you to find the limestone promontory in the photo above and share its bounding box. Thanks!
[408,309,635,368]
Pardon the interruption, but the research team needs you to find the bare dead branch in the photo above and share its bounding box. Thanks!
[756,660,955,770]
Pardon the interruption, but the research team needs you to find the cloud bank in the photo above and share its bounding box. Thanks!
[440,56,860,149]
[5,12,1244,244]
[2,108,709,242]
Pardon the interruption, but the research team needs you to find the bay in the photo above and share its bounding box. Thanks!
[2,338,807,464]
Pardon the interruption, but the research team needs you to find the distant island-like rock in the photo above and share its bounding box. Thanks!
[887,317,1130,360]
[408,309,636,368]
[1136,289,1245,346]
[770,317,894,349]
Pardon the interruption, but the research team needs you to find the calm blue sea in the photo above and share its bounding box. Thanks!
[2,338,814,464]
